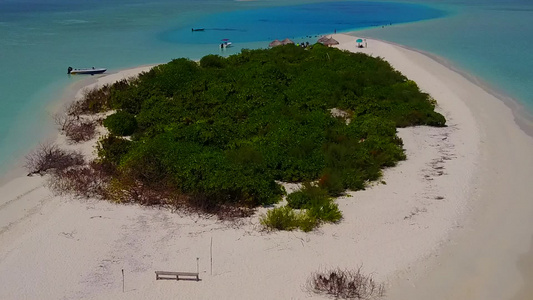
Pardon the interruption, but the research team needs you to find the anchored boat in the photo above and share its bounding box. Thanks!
[67,66,107,75]
[220,39,232,49]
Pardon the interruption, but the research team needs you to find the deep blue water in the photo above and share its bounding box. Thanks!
[0,0,531,180]
[161,2,445,44]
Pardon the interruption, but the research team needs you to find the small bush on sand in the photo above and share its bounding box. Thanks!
[47,161,110,199]
[260,206,300,231]
[54,113,96,143]
[286,190,309,210]
[287,182,330,209]
[260,203,338,232]
[283,183,342,229]
[307,266,385,299]
[66,120,96,143]
[68,85,112,115]
[24,142,85,176]
[297,211,318,232]
[308,200,342,223]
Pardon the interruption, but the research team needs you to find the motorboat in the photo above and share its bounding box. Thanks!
[220,39,232,49]
[67,66,107,75]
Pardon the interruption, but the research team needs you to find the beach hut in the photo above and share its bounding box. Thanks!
[317,36,330,44]
[281,38,294,45]
[322,38,339,47]
[269,39,283,47]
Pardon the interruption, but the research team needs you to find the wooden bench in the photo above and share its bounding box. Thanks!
[155,271,199,281]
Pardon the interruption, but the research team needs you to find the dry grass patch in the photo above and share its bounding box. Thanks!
[306,267,385,299]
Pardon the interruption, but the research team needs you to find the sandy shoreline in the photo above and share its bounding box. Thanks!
[0,35,532,299]
[335,33,533,299]
[363,37,533,139]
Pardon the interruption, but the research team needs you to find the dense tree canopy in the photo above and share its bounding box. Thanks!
[95,44,445,210]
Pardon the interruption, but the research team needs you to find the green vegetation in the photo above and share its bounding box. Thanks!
[259,205,321,233]
[260,206,301,231]
[70,44,445,217]
[103,111,137,136]
[288,182,342,224]
[261,183,341,232]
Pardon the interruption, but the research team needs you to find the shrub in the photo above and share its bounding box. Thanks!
[307,267,385,299]
[263,184,341,232]
[96,135,132,166]
[426,111,446,127]
[103,111,137,136]
[286,182,330,209]
[65,120,97,143]
[54,113,97,143]
[108,78,147,114]
[24,143,85,176]
[286,190,310,209]
[308,200,342,223]
[67,85,112,115]
[200,54,226,69]
[318,170,345,196]
[260,206,323,232]
[260,206,299,231]
[47,160,111,199]
[282,183,342,230]
[297,211,318,232]
[184,193,255,220]
[106,171,178,206]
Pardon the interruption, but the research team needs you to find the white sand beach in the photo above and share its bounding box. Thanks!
[0,35,532,300]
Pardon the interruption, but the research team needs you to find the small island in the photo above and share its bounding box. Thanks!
[28,43,445,233]
[8,33,533,300]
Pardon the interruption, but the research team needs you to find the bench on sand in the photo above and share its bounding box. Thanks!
[155,271,199,281]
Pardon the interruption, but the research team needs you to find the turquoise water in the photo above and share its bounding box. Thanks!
[358,0,533,114]
[0,0,531,179]
[0,0,445,177]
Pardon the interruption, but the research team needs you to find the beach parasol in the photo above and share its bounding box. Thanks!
[322,37,339,47]
[281,38,294,45]
[356,38,363,43]
[269,39,283,47]
[317,36,330,43]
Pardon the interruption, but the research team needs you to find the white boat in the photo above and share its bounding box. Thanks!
[220,39,232,48]
[67,66,107,75]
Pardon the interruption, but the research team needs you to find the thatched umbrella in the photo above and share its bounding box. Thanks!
[269,39,283,47]
[322,37,339,47]
[317,36,330,44]
[281,38,294,45]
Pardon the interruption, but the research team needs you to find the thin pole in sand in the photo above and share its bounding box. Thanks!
[122,269,124,293]
[210,237,213,275]
[196,257,199,274]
